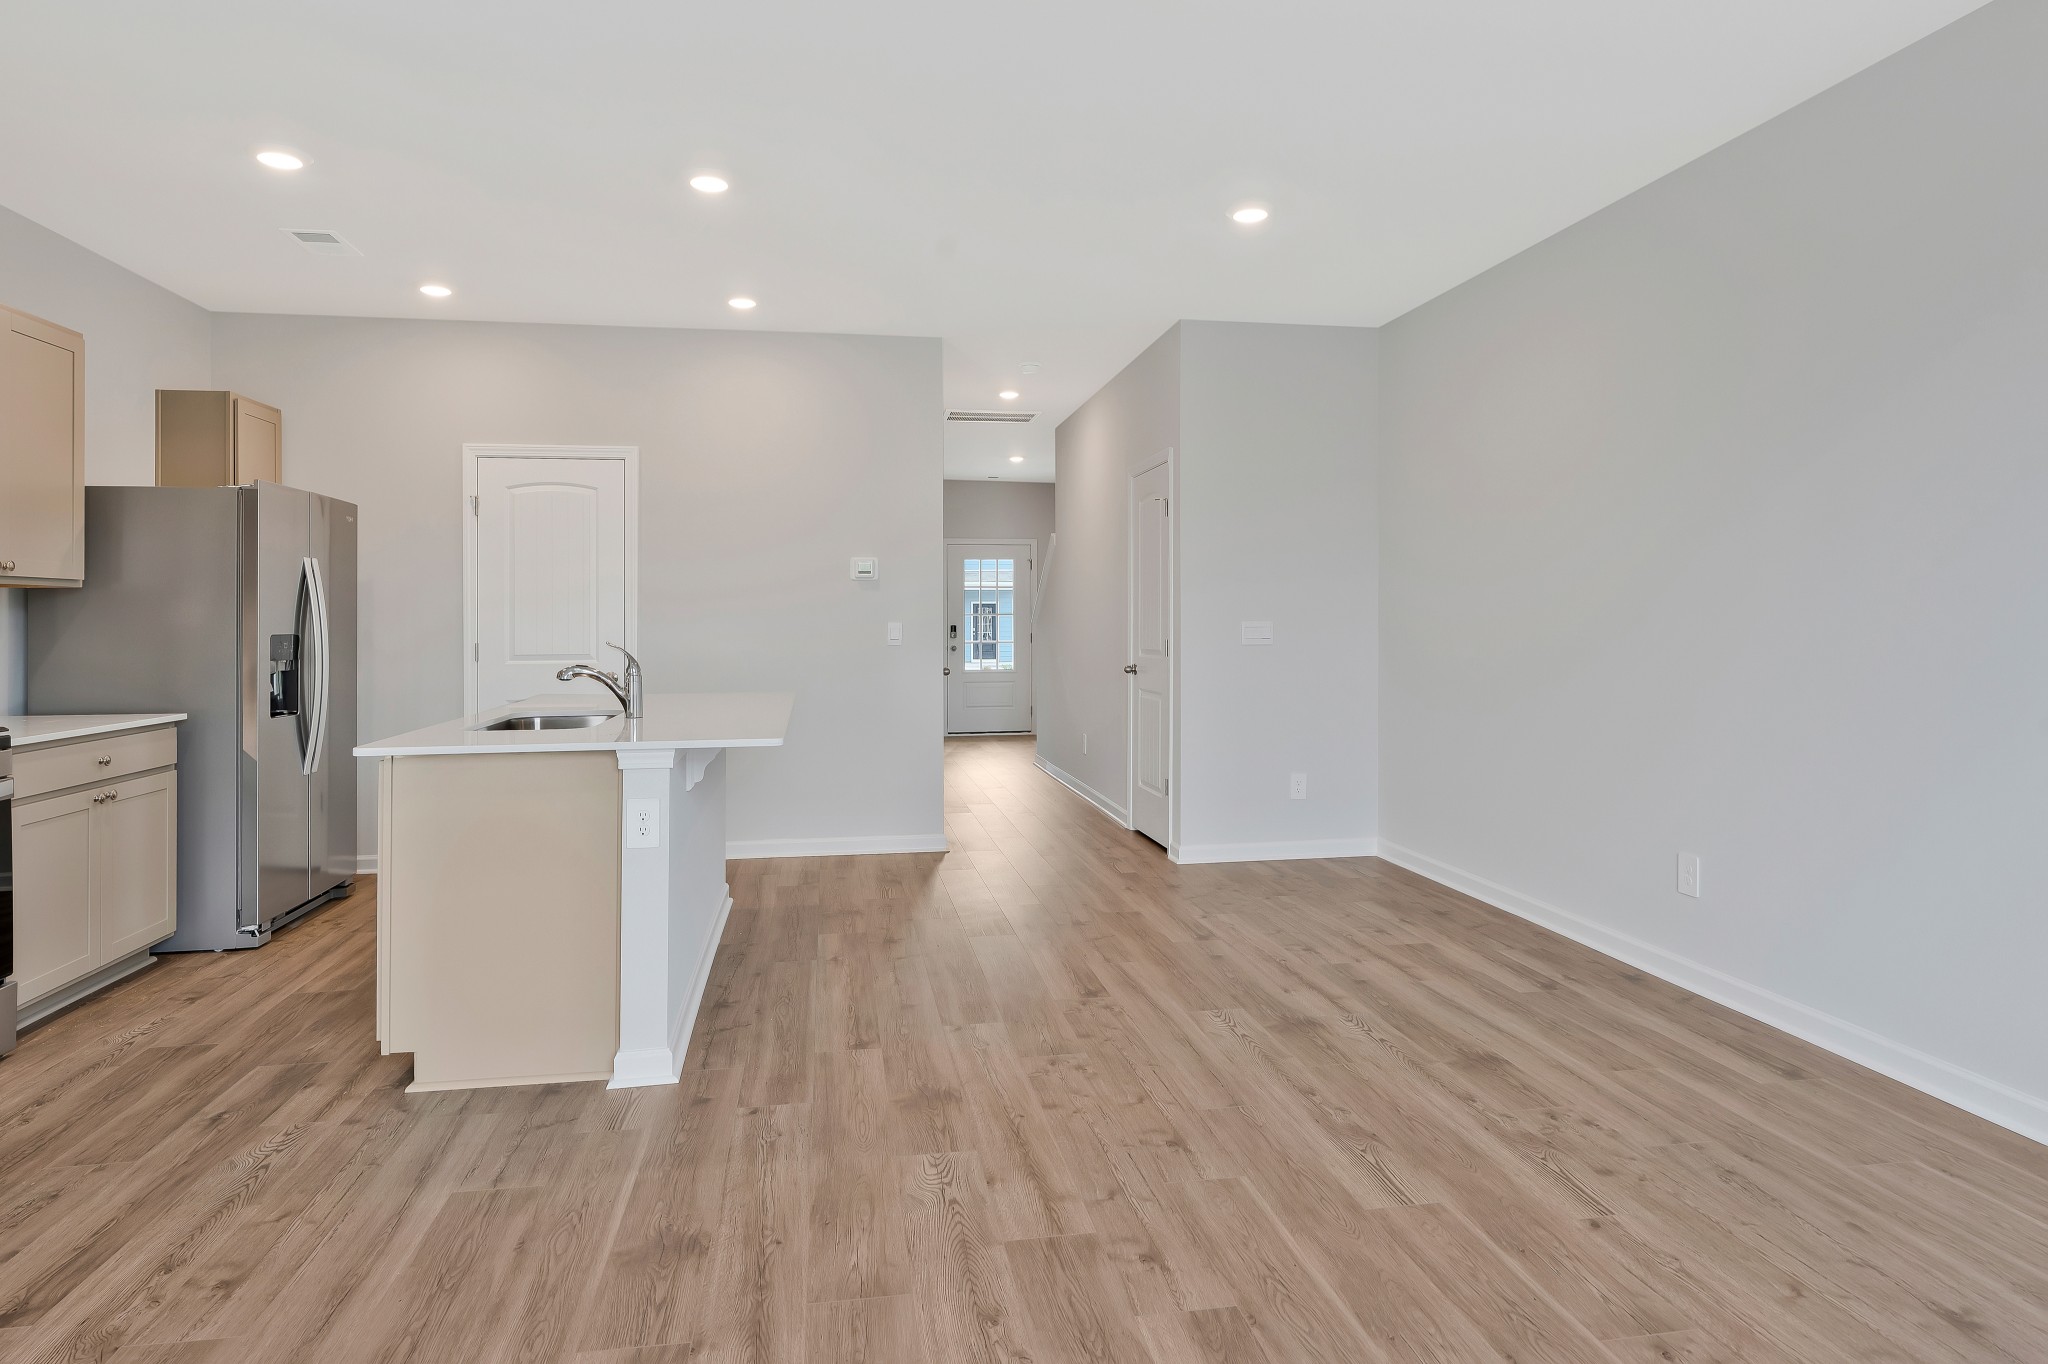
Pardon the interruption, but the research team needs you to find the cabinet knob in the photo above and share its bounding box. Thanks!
[97,754,113,766]
[0,561,15,573]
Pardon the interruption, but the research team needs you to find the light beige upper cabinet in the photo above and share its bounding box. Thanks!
[0,304,86,587]
[156,390,282,487]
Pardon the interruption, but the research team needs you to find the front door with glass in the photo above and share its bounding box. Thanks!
[946,541,1035,733]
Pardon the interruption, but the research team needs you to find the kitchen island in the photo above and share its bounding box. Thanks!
[355,692,791,1092]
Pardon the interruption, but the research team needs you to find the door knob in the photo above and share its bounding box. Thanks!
[943,667,952,676]
[1124,664,1138,674]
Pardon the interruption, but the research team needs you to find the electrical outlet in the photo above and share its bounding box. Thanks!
[1289,772,1308,800]
[626,799,661,849]
[1677,852,1701,898]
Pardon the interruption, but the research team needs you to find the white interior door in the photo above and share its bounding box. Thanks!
[1129,462,1171,846]
[471,454,630,713]
[947,541,1034,733]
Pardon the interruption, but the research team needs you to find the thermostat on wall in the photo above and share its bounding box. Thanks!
[850,557,880,581]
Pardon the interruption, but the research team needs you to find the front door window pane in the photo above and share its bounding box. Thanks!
[962,557,1017,671]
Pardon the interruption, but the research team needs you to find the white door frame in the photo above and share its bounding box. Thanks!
[1127,449,1176,850]
[944,537,1037,735]
[462,443,641,715]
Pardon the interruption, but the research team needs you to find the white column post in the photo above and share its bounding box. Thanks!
[611,748,679,1087]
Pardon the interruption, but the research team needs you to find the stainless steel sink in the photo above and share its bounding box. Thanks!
[478,712,617,731]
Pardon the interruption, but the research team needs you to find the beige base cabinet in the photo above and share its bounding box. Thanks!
[156,390,282,487]
[0,303,86,587]
[12,791,98,1000]
[10,734,178,1018]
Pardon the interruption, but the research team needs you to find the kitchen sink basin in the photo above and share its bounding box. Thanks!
[478,712,617,731]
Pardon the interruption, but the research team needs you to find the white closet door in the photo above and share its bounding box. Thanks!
[473,456,629,713]
[1129,461,1171,847]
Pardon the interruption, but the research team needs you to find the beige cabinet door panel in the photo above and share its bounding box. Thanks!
[13,791,99,1002]
[232,397,281,484]
[0,309,85,583]
[95,771,179,960]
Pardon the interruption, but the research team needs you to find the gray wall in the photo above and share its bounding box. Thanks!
[1039,326,1180,820]
[211,314,945,858]
[942,479,1053,554]
[0,206,213,709]
[1041,321,1378,857]
[1378,0,2048,1132]
[1178,322,1376,859]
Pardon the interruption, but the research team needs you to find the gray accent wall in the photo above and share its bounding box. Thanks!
[211,314,945,858]
[1039,325,1180,823]
[1378,0,2048,1130]
[0,206,213,709]
[1043,321,1378,857]
[942,479,1053,555]
[1177,321,1376,860]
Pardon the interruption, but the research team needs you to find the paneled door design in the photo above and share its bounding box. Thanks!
[1129,460,1171,847]
[469,449,634,714]
[946,541,1034,733]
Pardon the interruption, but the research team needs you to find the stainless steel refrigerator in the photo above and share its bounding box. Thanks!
[25,484,357,951]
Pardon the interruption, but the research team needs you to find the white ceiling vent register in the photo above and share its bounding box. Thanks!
[282,228,362,257]
[946,409,1039,424]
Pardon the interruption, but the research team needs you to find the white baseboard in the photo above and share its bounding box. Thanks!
[1377,841,2048,1147]
[1171,837,1379,865]
[725,834,949,859]
[354,853,379,875]
[1033,754,1130,827]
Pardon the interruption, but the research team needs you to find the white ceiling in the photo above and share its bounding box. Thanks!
[0,0,1989,479]
[946,420,1056,485]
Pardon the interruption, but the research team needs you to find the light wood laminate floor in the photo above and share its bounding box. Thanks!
[3,736,2046,1362]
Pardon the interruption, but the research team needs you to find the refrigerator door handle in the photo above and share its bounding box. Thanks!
[300,556,331,776]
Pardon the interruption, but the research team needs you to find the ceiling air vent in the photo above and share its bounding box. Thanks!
[282,228,362,257]
[946,409,1039,424]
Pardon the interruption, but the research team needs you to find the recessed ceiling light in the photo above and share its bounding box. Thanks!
[998,390,1019,401]
[1009,456,1024,463]
[1231,206,1269,224]
[419,284,452,298]
[256,150,304,171]
[690,175,729,194]
[728,296,757,310]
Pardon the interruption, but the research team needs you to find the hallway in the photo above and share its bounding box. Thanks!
[0,736,2043,1361]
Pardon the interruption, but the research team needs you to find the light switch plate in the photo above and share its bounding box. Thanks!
[850,556,879,581]
[1241,621,1274,645]
[887,622,903,645]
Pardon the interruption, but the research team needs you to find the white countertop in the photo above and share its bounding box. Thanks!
[0,713,187,747]
[354,692,794,758]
